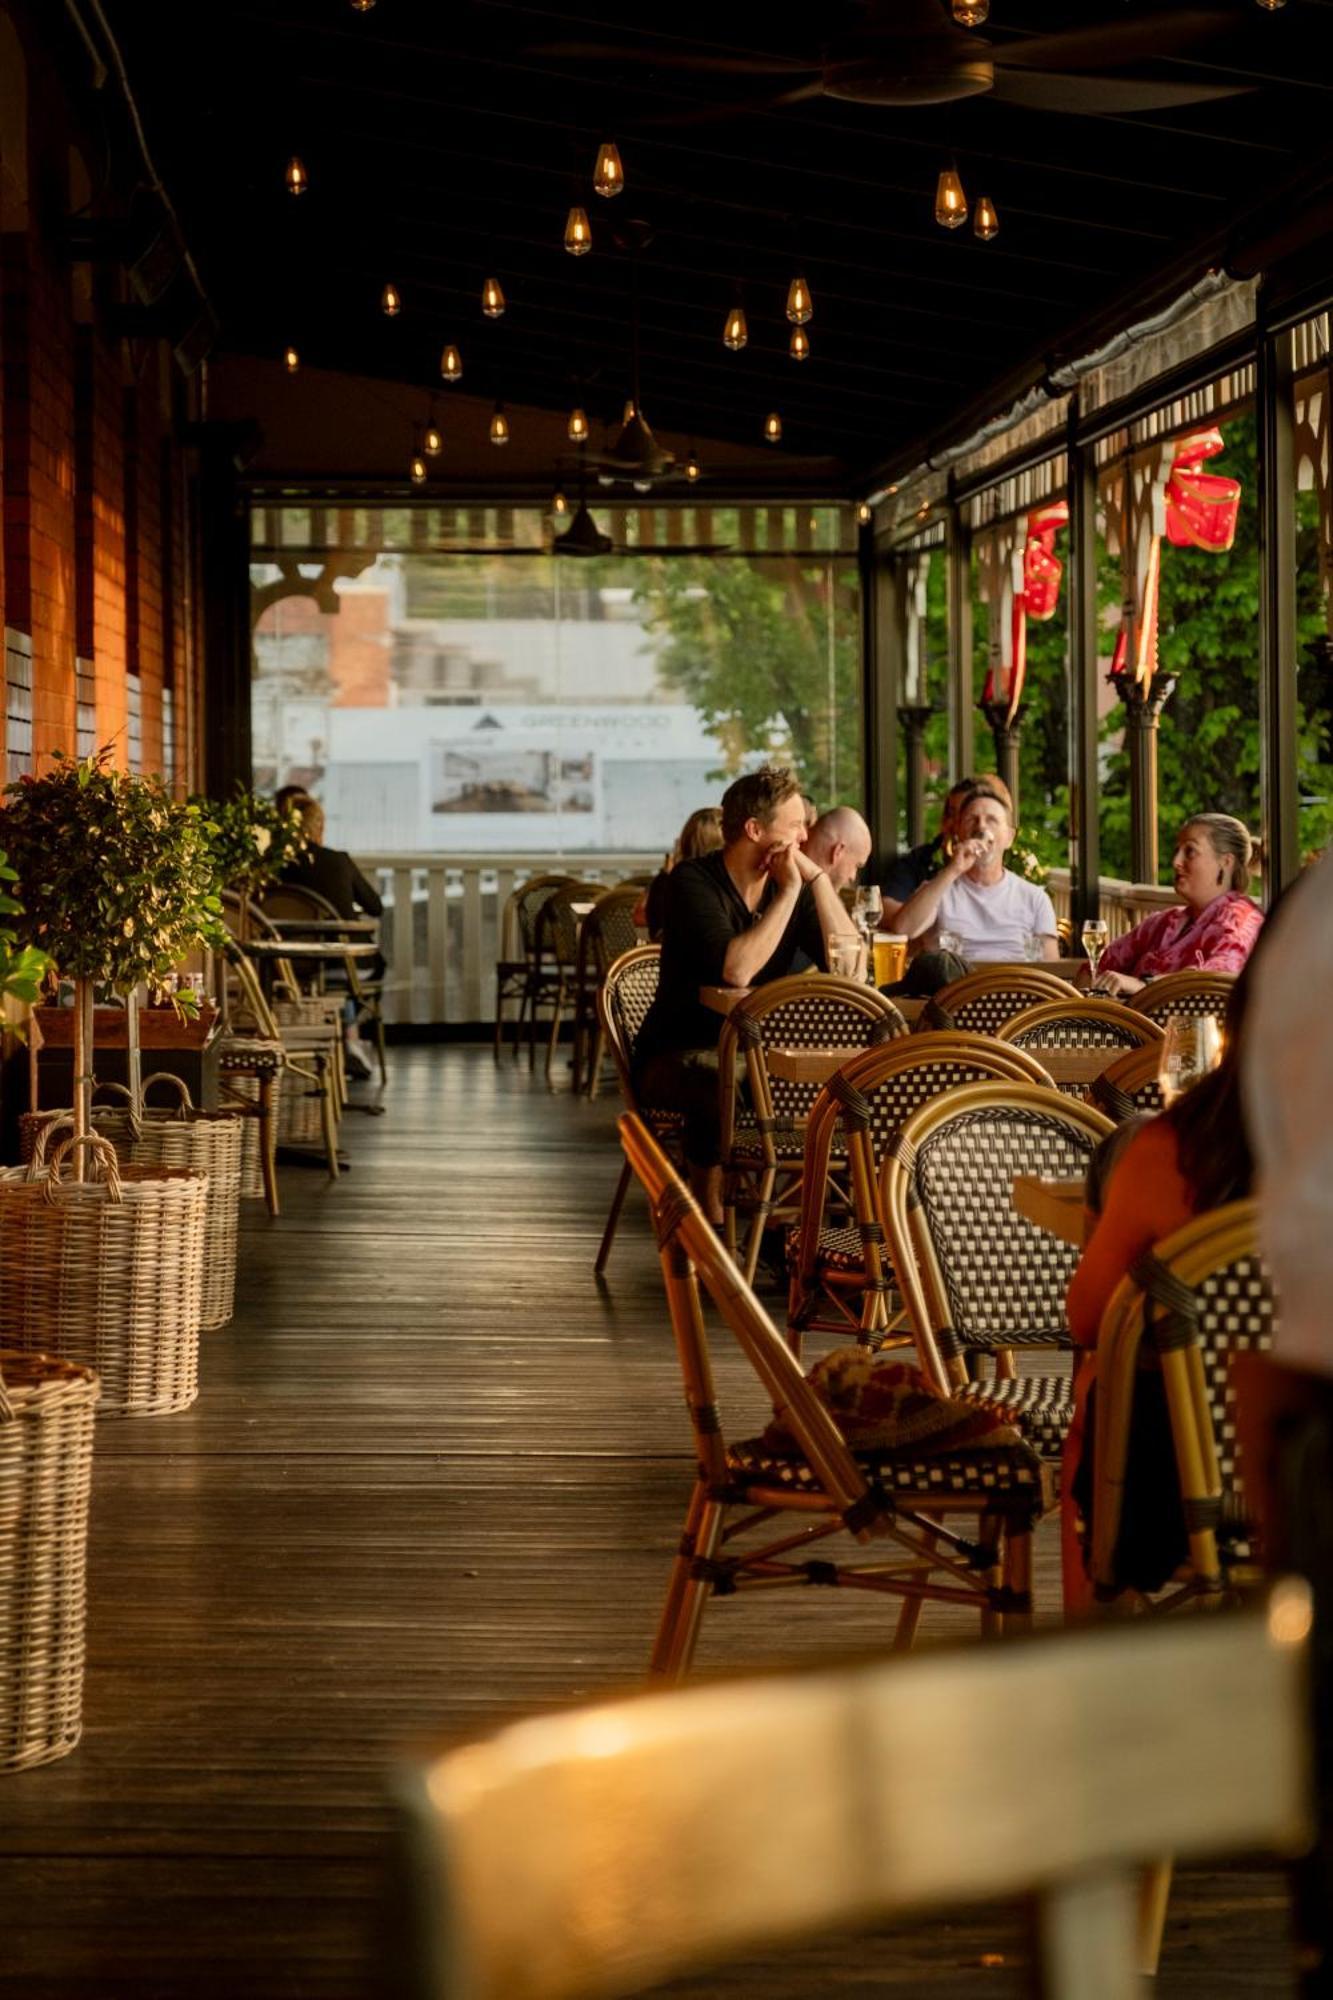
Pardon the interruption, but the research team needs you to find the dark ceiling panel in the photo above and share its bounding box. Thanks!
[98,0,1333,486]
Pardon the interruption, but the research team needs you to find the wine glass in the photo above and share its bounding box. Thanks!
[858,884,883,933]
[1082,918,1109,981]
[1157,1016,1222,1107]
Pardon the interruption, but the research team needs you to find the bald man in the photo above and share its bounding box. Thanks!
[805,807,873,893]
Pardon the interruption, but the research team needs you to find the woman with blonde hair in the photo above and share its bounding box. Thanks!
[640,806,724,940]
[1090,812,1262,997]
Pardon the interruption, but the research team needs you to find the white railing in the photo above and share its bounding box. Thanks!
[360,852,659,1027]
[1045,868,1176,939]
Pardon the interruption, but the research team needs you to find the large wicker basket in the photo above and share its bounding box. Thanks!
[0,1349,99,1770]
[0,1132,208,1416]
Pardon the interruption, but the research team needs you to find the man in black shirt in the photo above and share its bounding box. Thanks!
[634,766,857,1222]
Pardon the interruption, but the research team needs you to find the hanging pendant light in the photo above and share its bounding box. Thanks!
[381,281,401,316]
[1254,0,1286,9]
[564,206,592,256]
[973,194,999,241]
[552,490,568,517]
[857,502,873,526]
[567,407,589,443]
[951,0,989,22]
[785,275,813,324]
[349,0,376,11]
[934,165,968,229]
[285,155,308,197]
[440,343,462,383]
[685,449,701,483]
[763,411,782,444]
[481,275,505,317]
[423,416,443,457]
[283,345,300,373]
[593,141,624,198]
[622,397,637,425]
[789,326,811,362]
[723,303,748,351]
[409,455,427,487]
[490,403,510,446]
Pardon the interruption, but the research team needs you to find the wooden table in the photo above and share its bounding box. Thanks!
[1012,1174,1088,1246]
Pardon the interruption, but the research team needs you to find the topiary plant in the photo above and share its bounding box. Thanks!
[195,786,309,900]
[0,852,50,1011]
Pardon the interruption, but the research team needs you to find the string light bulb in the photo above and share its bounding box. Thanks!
[409,455,427,487]
[857,501,873,526]
[934,165,968,230]
[952,0,989,22]
[285,155,308,197]
[564,206,592,255]
[481,275,505,317]
[567,406,589,443]
[786,275,813,324]
[381,281,401,316]
[349,0,376,10]
[490,403,510,446]
[973,194,999,241]
[685,450,701,483]
[440,344,462,382]
[763,411,783,444]
[723,303,748,351]
[622,397,637,424]
[1254,0,1286,8]
[552,490,568,517]
[283,345,300,373]
[423,417,443,457]
[790,326,811,362]
[593,141,624,198]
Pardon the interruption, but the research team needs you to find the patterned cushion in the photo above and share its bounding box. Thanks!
[763,1346,1024,1456]
[729,1435,1046,1501]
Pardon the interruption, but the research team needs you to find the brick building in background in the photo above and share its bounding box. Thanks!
[0,2,209,791]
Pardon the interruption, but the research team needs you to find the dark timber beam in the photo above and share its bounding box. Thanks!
[1256,294,1299,898]
[946,497,974,783]
[1066,404,1102,928]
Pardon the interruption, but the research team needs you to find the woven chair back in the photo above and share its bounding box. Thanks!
[256,883,341,921]
[1092,1041,1167,1122]
[618,1111,873,1519]
[790,1032,1056,1340]
[219,890,279,940]
[1131,970,1235,1027]
[718,975,904,1161]
[880,1081,1113,1390]
[921,966,1072,1037]
[999,997,1164,1053]
[1089,1200,1273,1601]
[536,882,603,972]
[583,887,640,978]
[600,944,660,1085]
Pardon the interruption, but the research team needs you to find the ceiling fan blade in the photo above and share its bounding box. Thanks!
[638,79,824,126]
[998,10,1236,74]
[527,41,813,75]
[990,67,1249,113]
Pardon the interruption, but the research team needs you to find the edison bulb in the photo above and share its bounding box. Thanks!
[723,305,748,351]
[482,275,505,317]
[685,453,701,483]
[440,344,462,382]
[423,422,443,456]
[490,405,510,446]
[381,282,401,315]
[552,490,568,516]
[593,141,624,197]
[934,167,968,229]
[409,455,427,486]
[763,411,782,443]
[790,326,810,362]
[952,0,989,22]
[285,155,308,197]
[622,397,637,424]
[857,502,872,526]
[973,194,999,241]
[564,206,592,255]
[283,345,300,373]
[567,407,589,443]
[786,275,812,324]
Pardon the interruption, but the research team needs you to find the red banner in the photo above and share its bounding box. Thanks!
[1110,428,1241,686]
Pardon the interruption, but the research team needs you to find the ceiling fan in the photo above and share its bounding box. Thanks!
[538,1,1250,119]
[553,447,732,558]
[579,217,692,491]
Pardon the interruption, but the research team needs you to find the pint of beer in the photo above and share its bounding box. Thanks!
[872,933,908,987]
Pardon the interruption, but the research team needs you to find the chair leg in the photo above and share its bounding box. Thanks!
[650,1488,723,1683]
[586,1023,606,1102]
[544,976,567,1084]
[1137,1860,1174,1976]
[742,1167,777,1286]
[317,1059,340,1181]
[373,1010,387,1085]
[1000,1512,1034,1637]
[595,1158,633,1275]
[493,989,507,1063]
[258,1075,280,1218]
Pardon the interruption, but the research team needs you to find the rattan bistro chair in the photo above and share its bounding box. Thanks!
[1089,1199,1274,1611]
[998,998,1163,1100]
[620,1112,1052,1677]
[787,1034,1056,1349]
[531,881,604,1081]
[1092,1040,1168,1122]
[258,880,387,1085]
[718,976,904,1285]
[494,873,575,1064]
[396,1590,1311,2000]
[881,1082,1114,1452]
[571,886,641,1098]
[919,965,1071,1037]
[1131,969,1236,1028]
[593,945,684,1275]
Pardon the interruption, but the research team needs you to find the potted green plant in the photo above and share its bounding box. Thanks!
[195,785,309,913]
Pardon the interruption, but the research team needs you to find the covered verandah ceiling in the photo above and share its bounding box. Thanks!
[102,0,1333,491]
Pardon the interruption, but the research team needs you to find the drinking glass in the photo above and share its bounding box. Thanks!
[1157,1016,1221,1106]
[1022,931,1044,963]
[937,929,962,958]
[827,933,867,982]
[858,885,883,932]
[1082,918,1109,979]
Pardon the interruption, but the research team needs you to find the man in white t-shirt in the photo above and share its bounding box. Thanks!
[893,788,1059,964]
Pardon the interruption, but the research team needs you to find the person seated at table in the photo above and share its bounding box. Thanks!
[279,794,384,1078]
[892,786,1059,965]
[1060,962,1257,1616]
[804,806,873,893]
[633,766,857,1223]
[636,807,724,940]
[1088,812,1262,998]
[879,773,1014,925]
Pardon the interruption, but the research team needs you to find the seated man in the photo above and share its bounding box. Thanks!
[879,773,1014,926]
[633,766,857,1222]
[804,806,873,892]
[893,786,1059,965]
[280,794,384,1077]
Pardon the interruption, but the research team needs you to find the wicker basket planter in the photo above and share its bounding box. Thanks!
[0,1349,99,1770]
[0,1132,208,1416]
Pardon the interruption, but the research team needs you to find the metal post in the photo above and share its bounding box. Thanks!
[195,428,253,795]
[1066,410,1102,928]
[977,698,1024,815]
[945,497,974,782]
[1256,299,1299,897]
[1116,673,1175,883]
[860,526,899,869]
[897,704,935,845]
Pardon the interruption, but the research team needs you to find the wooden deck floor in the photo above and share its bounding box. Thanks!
[0,1047,1296,1997]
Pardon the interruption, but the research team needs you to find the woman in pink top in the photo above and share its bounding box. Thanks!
[1090,812,1262,998]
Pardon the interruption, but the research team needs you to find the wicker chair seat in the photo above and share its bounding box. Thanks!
[958,1375,1075,1458]
[784,1221,865,1272]
[218,1036,285,1073]
[728,1434,1047,1500]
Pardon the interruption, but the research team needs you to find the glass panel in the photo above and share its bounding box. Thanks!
[250,509,862,856]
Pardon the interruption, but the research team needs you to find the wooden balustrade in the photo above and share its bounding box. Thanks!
[1045,868,1176,940]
